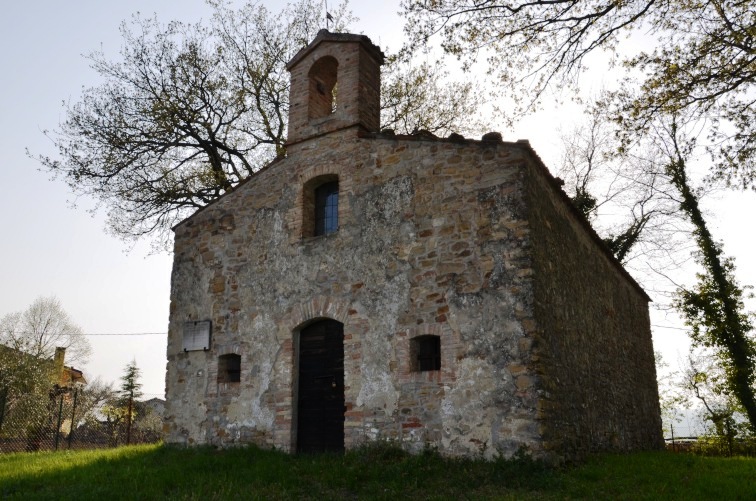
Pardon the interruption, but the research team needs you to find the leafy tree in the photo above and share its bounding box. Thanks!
[555,102,756,428]
[0,345,53,440]
[640,112,756,430]
[679,349,753,455]
[556,106,685,267]
[0,298,91,448]
[0,345,55,407]
[70,378,113,427]
[0,296,90,367]
[100,401,129,447]
[133,403,163,442]
[654,351,687,439]
[118,360,143,445]
[35,0,487,247]
[403,0,755,185]
[666,171,756,430]
[380,57,485,136]
[90,364,144,447]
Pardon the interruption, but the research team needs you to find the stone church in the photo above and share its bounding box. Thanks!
[164,30,663,459]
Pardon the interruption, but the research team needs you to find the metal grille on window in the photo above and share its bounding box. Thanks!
[314,181,339,235]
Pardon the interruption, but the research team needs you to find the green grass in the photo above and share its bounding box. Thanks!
[0,444,754,500]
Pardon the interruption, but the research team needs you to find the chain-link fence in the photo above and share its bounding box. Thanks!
[0,386,161,453]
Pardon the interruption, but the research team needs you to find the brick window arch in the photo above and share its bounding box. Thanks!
[303,174,339,237]
[308,56,338,120]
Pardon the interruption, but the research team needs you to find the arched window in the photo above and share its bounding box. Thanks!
[410,335,441,372]
[308,56,338,121]
[314,181,339,236]
[303,175,339,237]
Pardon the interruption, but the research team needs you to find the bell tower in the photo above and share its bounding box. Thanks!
[286,30,384,145]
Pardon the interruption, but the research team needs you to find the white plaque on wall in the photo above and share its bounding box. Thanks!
[183,320,211,351]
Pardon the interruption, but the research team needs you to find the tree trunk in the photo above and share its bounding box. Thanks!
[126,392,133,446]
[668,140,756,430]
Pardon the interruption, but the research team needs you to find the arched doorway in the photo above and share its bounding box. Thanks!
[297,318,345,453]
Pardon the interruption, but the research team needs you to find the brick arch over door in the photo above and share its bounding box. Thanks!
[287,296,351,329]
[287,297,364,452]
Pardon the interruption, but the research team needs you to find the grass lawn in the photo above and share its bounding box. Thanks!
[0,444,754,500]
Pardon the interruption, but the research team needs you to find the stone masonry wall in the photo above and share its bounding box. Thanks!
[524,151,664,458]
[165,130,544,458]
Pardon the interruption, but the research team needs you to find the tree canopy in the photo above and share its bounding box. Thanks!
[36,0,487,247]
[0,297,91,435]
[118,359,143,404]
[0,296,91,366]
[555,107,685,267]
[662,119,756,430]
[556,98,756,429]
[403,0,756,186]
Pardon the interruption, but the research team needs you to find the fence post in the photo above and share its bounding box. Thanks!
[68,388,78,450]
[0,387,7,434]
[54,393,64,451]
[670,423,676,452]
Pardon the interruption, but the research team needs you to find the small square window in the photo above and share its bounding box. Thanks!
[218,354,241,383]
[410,335,441,372]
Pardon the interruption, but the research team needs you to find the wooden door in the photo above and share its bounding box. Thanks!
[297,319,345,453]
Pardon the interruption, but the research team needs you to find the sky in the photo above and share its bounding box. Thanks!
[0,0,406,401]
[1,1,754,433]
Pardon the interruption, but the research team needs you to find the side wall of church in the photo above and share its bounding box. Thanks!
[524,155,664,457]
[164,131,545,458]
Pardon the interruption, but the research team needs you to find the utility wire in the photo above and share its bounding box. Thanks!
[651,324,689,332]
[82,332,167,336]
[30,326,692,335]
[15,330,166,337]
[92,327,689,335]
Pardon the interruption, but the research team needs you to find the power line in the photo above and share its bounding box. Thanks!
[94,327,690,336]
[34,326,694,336]
[82,332,167,336]
[651,324,689,332]
[15,330,167,337]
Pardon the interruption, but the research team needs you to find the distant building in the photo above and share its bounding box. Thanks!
[164,31,663,460]
[142,397,165,418]
[52,347,86,390]
[0,345,85,393]
[0,345,86,448]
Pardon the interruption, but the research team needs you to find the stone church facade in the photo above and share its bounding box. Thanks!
[164,31,663,459]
